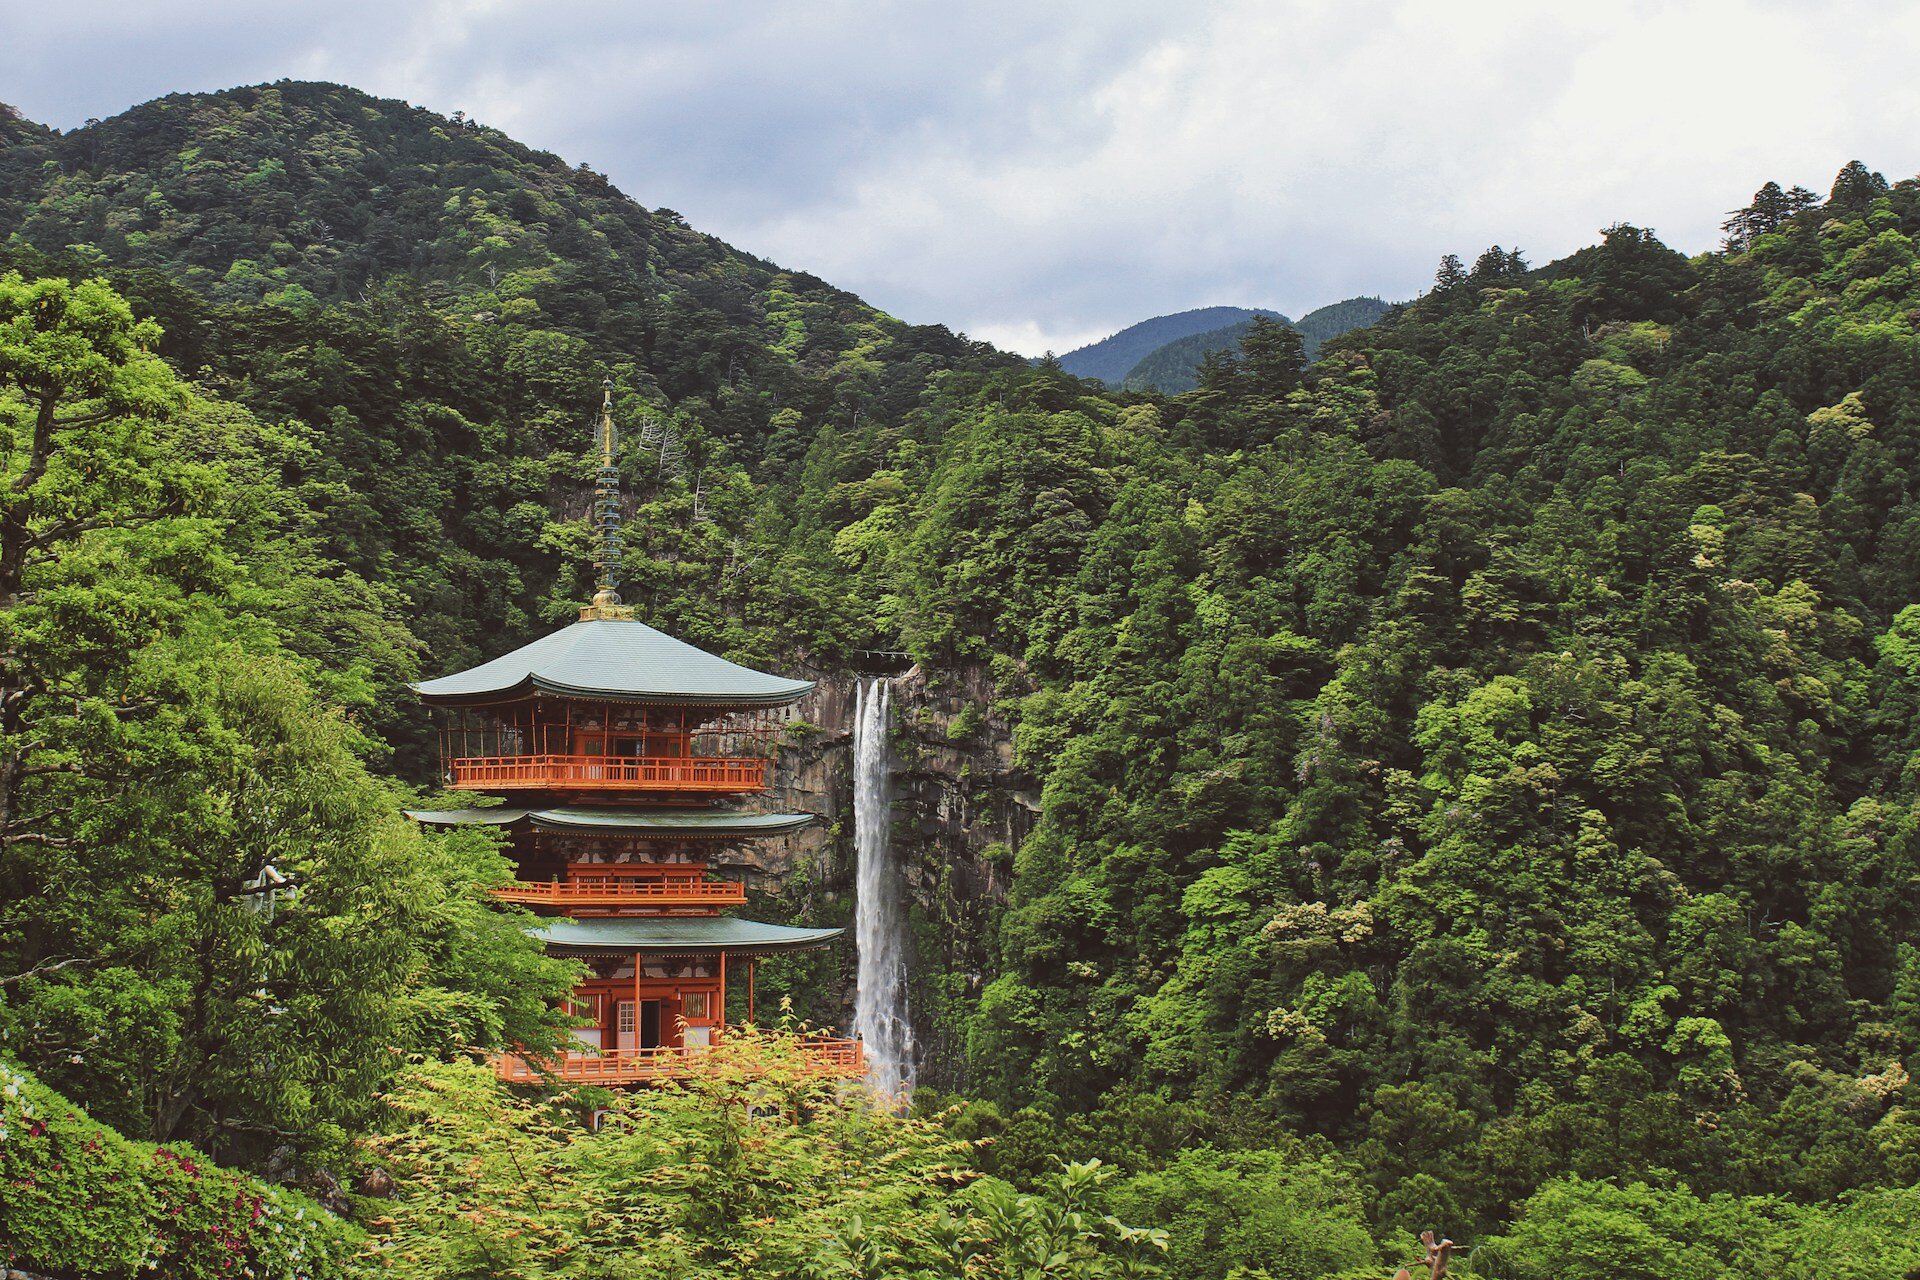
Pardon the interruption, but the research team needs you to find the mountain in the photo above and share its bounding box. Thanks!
[0,81,1015,748]
[11,81,1920,1267]
[0,81,1010,444]
[1290,292,1392,348]
[1120,295,1393,393]
[1054,304,1283,383]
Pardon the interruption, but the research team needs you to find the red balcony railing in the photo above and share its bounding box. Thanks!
[492,1038,865,1084]
[449,754,768,794]
[488,875,747,911]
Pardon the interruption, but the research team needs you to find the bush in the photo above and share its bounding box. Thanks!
[0,1057,363,1279]
[1106,1145,1379,1280]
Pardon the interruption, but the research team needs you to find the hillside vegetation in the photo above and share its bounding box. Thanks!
[6,81,1920,1274]
[0,81,1011,767]
[789,161,1920,1241]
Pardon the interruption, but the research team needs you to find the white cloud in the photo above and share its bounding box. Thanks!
[5,0,1918,355]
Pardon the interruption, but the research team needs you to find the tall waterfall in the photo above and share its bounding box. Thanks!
[852,678,914,1097]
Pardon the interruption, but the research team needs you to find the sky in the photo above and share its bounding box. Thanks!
[5,0,1920,355]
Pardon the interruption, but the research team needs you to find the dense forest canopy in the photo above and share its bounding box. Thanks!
[5,81,1920,1277]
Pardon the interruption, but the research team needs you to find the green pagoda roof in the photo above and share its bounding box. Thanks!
[412,618,814,707]
[530,916,843,956]
[405,807,815,837]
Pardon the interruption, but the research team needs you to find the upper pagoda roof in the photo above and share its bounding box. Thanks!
[412,618,815,708]
[405,806,815,837]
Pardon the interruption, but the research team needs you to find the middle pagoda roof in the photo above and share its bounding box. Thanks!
[532,915,843,956]
[412,617,815,708]
[405,806,816,837]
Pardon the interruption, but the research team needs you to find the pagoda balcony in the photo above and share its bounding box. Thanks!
[488,873,747,912]
[448,753,768,794]
[491,1037,865,1084]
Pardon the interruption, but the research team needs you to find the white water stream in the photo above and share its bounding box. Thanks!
[852,678,914,1097]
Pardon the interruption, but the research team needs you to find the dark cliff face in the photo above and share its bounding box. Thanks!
[743,663,1033,1088]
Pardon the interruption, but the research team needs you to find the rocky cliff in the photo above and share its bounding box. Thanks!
[734,662,1035,1087]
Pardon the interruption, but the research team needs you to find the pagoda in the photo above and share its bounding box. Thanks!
[407,388,859,1084]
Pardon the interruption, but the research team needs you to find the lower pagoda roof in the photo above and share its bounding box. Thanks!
[531,916,843,956]
[405,807,816,837]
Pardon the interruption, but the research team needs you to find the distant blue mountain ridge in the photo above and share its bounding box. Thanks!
[1054,306,1285,385]
[1055,297,1393,393]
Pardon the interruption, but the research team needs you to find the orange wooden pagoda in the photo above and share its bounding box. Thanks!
[407,388,859,1084]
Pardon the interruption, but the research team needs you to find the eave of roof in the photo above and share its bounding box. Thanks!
[529,915,843,956]
[411,618,814,708]
[404,807,816,838]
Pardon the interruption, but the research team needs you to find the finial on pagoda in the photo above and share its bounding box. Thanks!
[582,379,635,620]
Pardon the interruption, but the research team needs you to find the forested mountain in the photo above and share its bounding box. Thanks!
[0,81,1015,770]
[8,78,1920,1278]
[1121,295,1392,393]
[1056,305,1284,383]
[1292,293,1393,349]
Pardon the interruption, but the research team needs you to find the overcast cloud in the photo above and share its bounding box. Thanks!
[6,0,1920,354]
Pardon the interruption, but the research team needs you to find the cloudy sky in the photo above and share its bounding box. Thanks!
[6,0,1920,354]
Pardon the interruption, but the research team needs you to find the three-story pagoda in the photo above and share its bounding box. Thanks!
[408,388,858,1084]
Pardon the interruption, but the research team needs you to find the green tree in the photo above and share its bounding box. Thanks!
[0,275,576,1158]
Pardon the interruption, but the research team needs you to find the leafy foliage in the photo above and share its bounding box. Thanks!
[355,1034,1169,1279]
[837,169,1920,1239]
[0,1056,363,1279]
[0,271,577,1160]
[1472,1175,1920,1279]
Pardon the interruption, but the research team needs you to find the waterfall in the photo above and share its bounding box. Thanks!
[852,677,914,1097]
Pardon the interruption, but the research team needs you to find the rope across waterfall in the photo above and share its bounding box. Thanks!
[852,678,914,1097]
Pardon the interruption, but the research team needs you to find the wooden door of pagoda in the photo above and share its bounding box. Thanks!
[616,1000,664,1051]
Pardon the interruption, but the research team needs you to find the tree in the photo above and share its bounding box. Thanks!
[1239,316,1308,400]
[0,275,576,1159]
[1433,254,1468,295]
[1723,181,1826,250]
[1470,245,1528,283]
[1827,160,1889,213]
[1107,1146,1378,1279]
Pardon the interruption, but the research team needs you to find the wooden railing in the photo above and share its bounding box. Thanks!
[492,1037,865,1084]
[488,876,746,909]
[449,754,768,793]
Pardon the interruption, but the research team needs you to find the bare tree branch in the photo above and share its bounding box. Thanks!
[0,955,93,986]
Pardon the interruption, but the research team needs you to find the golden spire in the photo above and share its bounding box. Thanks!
[582,380,635,620]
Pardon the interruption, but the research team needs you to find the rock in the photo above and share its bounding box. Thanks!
[735,660,1034,1088]
[299,1164,350,1215]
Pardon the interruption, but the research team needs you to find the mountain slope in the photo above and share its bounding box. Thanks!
[1056,305,1283,383]
[1120,295,1393,393]
[1290,293,1391,349]
[0,83,1014,758]
[0,81,1011,451]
